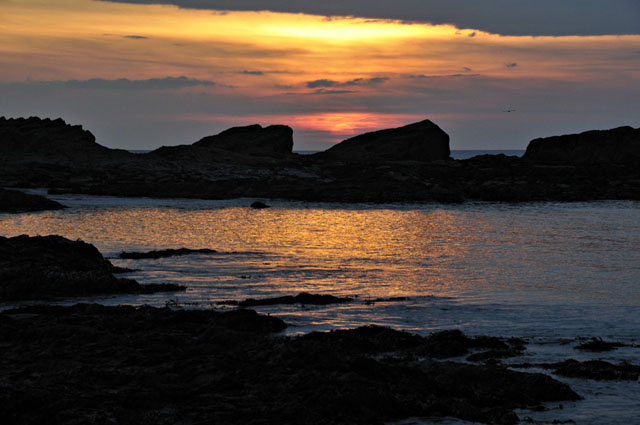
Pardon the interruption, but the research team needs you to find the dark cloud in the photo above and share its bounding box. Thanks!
[307,77,389,88]
[98,0,640,36]
[505,62,518,69]
[463,67,472,72]
[241,70,264,75]
[23,76,216,90]
[123,35,149,39]
[307,79,337,88]
[312,89,357,95]
[409,73,475,79]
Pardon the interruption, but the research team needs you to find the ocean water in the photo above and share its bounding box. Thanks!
[1,190,639,424]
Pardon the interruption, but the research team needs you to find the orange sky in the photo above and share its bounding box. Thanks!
[1,0,639,149]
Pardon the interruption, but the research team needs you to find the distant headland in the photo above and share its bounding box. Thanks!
[1,116,638,204]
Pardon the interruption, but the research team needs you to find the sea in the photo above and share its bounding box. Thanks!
[1,175,639,423]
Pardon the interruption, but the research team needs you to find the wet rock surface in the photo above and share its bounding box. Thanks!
[515,359,640,381]
[0,188,65,213]
[0,306,580,425]
[1,116,639,203]
[574,337,627,352]
[221,292,354,307]
[0,235,184,300]
[119,247,218,259]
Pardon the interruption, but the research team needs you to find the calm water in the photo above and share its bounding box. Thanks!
[1,190,639,424]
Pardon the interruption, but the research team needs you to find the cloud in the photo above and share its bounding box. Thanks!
[306,77,389,88]
[123,35,149,39]
[20,76,217,90]
[98,0,640,36]
[409,73,475,79]
[312,89,357,95]
[240,70,264,75]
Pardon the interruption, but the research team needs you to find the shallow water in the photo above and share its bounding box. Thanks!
[1,191,639,424]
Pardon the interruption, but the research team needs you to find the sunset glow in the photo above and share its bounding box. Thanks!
[1,0,638,149]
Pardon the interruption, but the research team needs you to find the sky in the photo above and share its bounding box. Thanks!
[1,0,639,151]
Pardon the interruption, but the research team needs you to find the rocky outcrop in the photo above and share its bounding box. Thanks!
[119,247,217,259]
[524,126,640,165]
[0,188,65,213]
[321,119,450,163]
[1,116,639,203]
[0,235,184,300]
[151,124,294,160]
[0,116,131,164]
[0,305,580,425]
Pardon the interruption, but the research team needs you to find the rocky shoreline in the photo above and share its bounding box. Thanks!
[1,116,639,204]
[1,303,582,425]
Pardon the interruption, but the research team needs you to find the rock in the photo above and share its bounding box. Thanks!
[2,116,639,204]
[0,307,579,425]
[0,188,65,213]
[0,116,131,164]
[321,119,451,163]
[574,337,626,352]
[524,126,640,165]
[151,124,293,159]
[0,235,184,300]
[547,359,640,381]
[237,292,354,307]
[250,200,270,209]
[119,247,217,259]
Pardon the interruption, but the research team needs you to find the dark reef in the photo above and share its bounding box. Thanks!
[0,304,581,425]
[0,235,184,300]
[219,292,355,307]
[0,188,65,213]
[1,116,639,203]
[119,247,218,259]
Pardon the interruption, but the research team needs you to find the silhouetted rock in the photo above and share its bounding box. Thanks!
[2,116,639,203]
[119,247,217,259]
[151,124,293,160]
[524,126,640,165]
[0,306,579,425]
[0,188,65,213]
[0,235,184,300]
[528,359,640,381]
[250,200,270,209]
[574,337,626,352]
[236,292,353,307]
[322,119,450,163]
[0,116,131,164]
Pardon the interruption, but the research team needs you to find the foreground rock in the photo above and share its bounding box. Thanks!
[1,116,639,203]
[220,292,354,307]
[0,305,579,425]
[119,247,217,259]
[0,235,184,300]
[0,188,65,213]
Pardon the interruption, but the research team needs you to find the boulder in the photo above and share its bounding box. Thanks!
[0,188,65,213]
[151,124,294,159]
[0,234,183,300]
[322,119,450,163]
[524,126,640,165]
